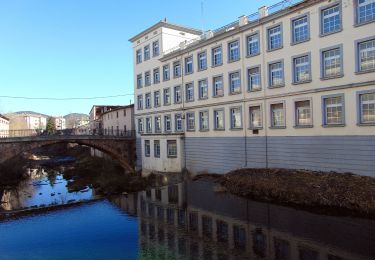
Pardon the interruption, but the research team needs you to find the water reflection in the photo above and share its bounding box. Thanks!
[1,167,94,211]
[122,180,375,260]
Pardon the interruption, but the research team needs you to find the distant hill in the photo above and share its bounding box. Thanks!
[5,111,50,118]
[64,113,89,128]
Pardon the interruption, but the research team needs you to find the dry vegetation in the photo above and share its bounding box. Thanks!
[201,168,375,217]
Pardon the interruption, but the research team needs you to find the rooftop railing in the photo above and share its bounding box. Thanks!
[163,0,305,56]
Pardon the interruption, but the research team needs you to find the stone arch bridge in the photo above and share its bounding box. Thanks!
[0,134,136,173]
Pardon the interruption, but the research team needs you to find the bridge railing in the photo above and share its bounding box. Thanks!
[0,129,136,139]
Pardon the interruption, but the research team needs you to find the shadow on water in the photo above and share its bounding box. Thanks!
[111,179,375,260]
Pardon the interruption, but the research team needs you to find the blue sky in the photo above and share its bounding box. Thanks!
[0,0,276,116]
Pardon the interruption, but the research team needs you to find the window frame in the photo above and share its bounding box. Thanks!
[267,23,283,52]
[175,113,183,132]
[144,71,151,86]
[228,39,240,63]
[154,90,160,108]
[144,140,150,157]
[197,51,207,71]
[154,140,160,158]
[154,115,162,133]
[152,40,160,57]
[137,118,144,133]
[136,73,143,89]
[145,117,152,133]
[153,67,160,84]
[356,89,375,125]
[230,106,243,130]
[293,97,313,128]
[164,114,172,132]
[247,65,262,92]
[199,110,209,131]
[319,1,343,37]
[211,45,223,67]
[246,31,260,57]
[136,49,142,64]
[174,85,182,104]
[248,104,263,129]
[145,92,152,109]
[198,78,209,100]
[163,64,170,81]
[292,52,312,84]
[173,61,181,78]
[163,87,171,106]
[354,0,375,26]
[290,12,310,45]
[137,95,143,110]
[212,74,224,98]
[320,44,344,80]
[321,93,346,127]
[185,55,194,75]
[144,44,151,61]
[228,70,242,95]
[186,112,196,131]
[354,35,375,74]
[213,108,225,130]
[185,82,195,102]
[167,140,178,158]
[270,101,286,129]
[268,59,285,88]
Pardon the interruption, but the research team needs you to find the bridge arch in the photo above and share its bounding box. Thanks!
[0,136,136,173]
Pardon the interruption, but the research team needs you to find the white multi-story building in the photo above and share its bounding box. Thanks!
[130,0,375,176]
[54,117,66,130]
[8,114,47,131]
[0,114,9,138]
[101,104,135,136]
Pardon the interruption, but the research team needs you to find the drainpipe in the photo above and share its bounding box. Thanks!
[180,53,187,175]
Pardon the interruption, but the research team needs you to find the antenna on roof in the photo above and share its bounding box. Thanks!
[201,0,204,32]
[163,17,167,22]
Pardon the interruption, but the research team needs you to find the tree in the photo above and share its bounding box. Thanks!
[46,117,56,134]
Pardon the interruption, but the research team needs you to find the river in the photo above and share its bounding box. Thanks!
[1,168,375,259]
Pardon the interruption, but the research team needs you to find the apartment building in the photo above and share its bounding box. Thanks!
[0,114,9,138]
[101,104,135,136]
[130,0,375,176]
[54,116,66,130]
[89,105,125,134]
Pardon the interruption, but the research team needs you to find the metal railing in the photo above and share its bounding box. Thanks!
[162,0,305,56]
[0,129,136,139]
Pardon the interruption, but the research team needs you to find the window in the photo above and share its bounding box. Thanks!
[137,74,142,88]
[292,15,309,44]
[199,111,209,131]
[216,220,229,243]
[185,56,193,74]
[359,92,375,124]
[167,140,177,158]
[145,93,151,109]
[357,38,375,72]
[230,107,242,129]
[153,68,160,84]
[269,61,284,87]
[293,54,311,83]
[185,83,194,102]
[152,40,159,57]
[174,86,182,104]
[164,88,171,105]
[213,75,224,97]
[137,118,143,133]
[274,239,291,260]
[173,61,181,78]
[154,91,160,107]
[248,66,261,91]
[163,64,170,81]
[144,140,150,157]
[321,4,341,35]
[136,49,142,64]
[228,40,240,62]
[268,25,282,51]
[212,46,222,66]
[146,117,152,133]
[321,46,342,78]
[357,0,375,24]
[145,71,151,86]
[198,79,208,99]
[246,33,260,56]
[323,95,344,126]
[155,116,161,133]
[233,225,246,250]
[214,109,224,130]
[137,95,143,110]
[198,51,207,71]
[144,45,150,60]
[154,140,160,158]
[271,103,285,128]
[164,115,172,132]
[249,106,262,129]
[186,112,195,131]
[202,216,213,238]
[229,71,241,94]
[175,114,183,132]
[295,100,312,126]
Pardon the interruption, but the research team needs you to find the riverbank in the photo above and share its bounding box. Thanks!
[196,168,375,218]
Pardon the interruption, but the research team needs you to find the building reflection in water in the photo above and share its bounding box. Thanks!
[112,179,375,260]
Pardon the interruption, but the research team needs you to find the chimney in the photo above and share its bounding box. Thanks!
[238,15,248,27]
[259,6,269,18]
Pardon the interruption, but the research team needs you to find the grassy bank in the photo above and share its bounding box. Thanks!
[198,168,375,218]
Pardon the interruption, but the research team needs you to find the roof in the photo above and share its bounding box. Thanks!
[100,104,134,117]
[0,114,10,121]
[129,20,202,43]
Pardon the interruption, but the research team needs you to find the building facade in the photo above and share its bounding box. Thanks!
[89,105,126,134]
[0,114,10,138]
[54,117,66,130]
[101,104,135,136]
[130,0,375,176]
